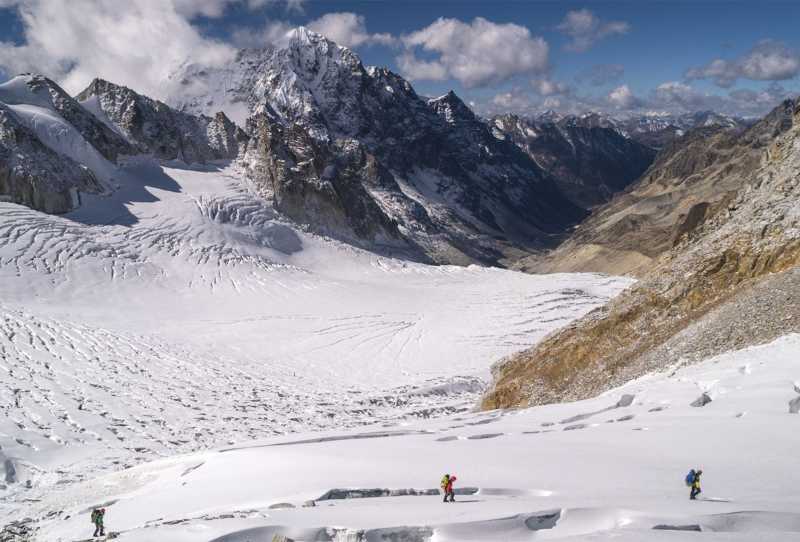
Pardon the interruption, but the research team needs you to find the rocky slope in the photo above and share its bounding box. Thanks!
[0,102,101,213]
[77,79,248,164]
[172,28,587,265]
[482,96,800,409]
[516,103,793,276]
[0,76,114,213]
[491,114,656,208]
[1,73,250,215]
[0,75,138,162]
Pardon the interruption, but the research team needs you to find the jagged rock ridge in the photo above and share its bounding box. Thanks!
[0,73,250,214]
[77,79,248,164]
[173,28,587,265]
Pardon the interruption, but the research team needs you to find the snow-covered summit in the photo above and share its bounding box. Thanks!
[168,28,587,264]
[427,90,477,126]
[168,27,363,137]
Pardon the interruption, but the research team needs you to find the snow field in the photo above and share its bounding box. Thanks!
[0,162,630,534]
[27,334,800,541]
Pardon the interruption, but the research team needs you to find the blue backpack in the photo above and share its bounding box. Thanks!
[685,469,696,487]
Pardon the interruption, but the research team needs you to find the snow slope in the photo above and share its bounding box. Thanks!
[0,160,630,530]
[25,334,800,541]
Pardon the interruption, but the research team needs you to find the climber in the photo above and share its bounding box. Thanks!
[441,473,457,502]
[91,507,105,538]
[687,469,703,500]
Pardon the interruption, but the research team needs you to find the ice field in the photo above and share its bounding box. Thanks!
[28,335,800,541]
[0,161,631,539]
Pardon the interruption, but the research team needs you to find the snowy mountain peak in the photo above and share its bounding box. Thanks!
[282,26,362,80]
[536,109,563,124]
[286,26,340,52]
[0,74,58,109]
[427,90,476,125]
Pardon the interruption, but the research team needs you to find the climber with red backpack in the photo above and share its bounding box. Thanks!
[440,473,457,502]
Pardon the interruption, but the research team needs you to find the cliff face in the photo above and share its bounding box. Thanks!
[243,113,408,251]
[0,102,101,214]
[483,97,800,410]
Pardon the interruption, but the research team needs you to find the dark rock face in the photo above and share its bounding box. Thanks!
[76,79,247,164]
[790,396,800,414]
[207,112,249,161]
[245,114,406,248]
[0,103,101,214]
[492,114,656,208]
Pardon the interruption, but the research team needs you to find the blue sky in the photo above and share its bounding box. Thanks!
[1,0,798,117]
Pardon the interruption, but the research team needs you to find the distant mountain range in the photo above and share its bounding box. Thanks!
[515,109,749,148]
[490,114,656,209]
[0,27,758,266]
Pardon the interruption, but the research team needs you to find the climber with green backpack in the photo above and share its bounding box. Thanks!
[91,507,106,538]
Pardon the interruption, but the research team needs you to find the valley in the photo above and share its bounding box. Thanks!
[0,14,798,542]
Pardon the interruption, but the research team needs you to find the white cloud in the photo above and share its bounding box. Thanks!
[400,17,549,88]
[653,81,698,103]
[557,9,629,52]
[532,77,569,96]
[0,0,236,99]
[686,40,800,87]
[172,0,235,18]
[396,53,447,81]
[307,12,395,48]
[650,80,794,117]
[230,21,294,48]
[282,0,306,13]
[478,79,791,119]
[491,91,533,111]
[607,84,640,108]
[482,87,591,117]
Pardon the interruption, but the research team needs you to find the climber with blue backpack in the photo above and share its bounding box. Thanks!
[685,468,703,500]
